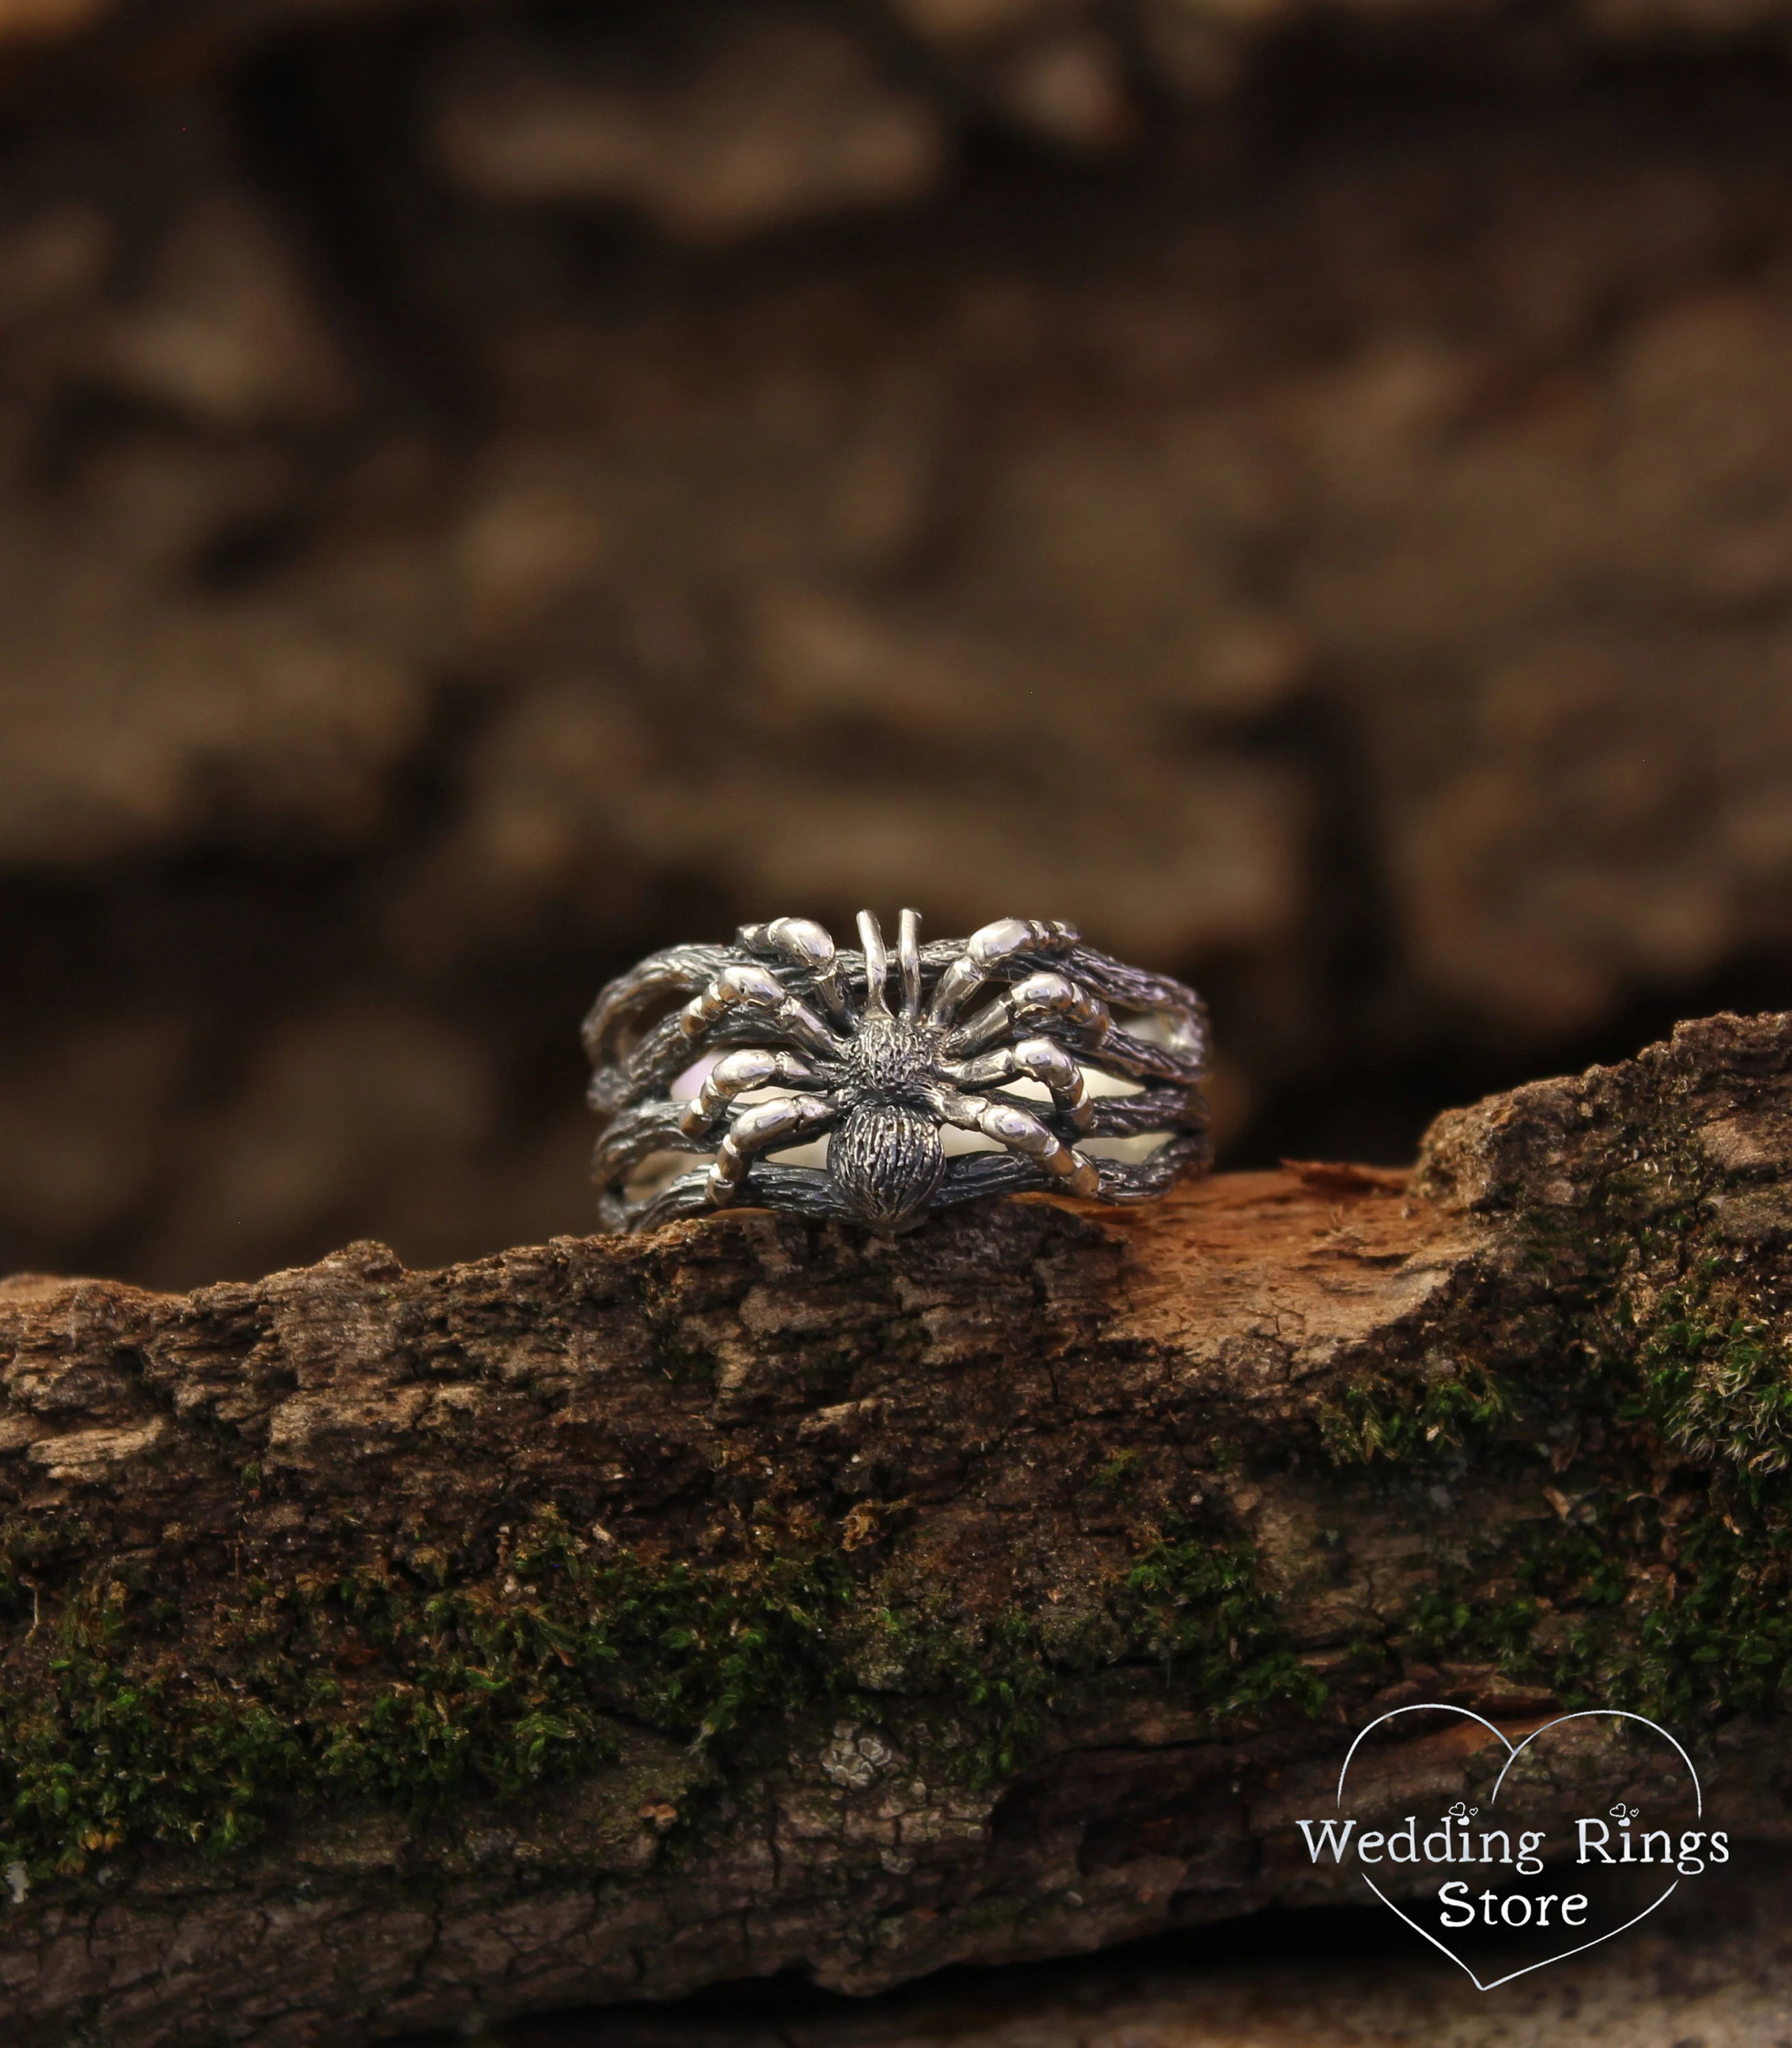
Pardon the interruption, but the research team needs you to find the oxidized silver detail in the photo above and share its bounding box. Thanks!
[582,910,1211,1233]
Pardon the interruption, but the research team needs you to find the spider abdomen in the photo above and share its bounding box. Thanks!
[831,1101,945,1229]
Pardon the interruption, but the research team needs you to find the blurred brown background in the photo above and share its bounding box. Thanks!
[3,0,1791,1290]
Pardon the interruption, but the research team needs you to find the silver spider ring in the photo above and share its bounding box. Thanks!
[582,911,1212,1234]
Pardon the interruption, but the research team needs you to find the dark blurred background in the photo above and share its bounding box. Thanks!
[3,0,1792,1290]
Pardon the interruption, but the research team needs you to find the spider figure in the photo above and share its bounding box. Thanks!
[584,910,1210,1233]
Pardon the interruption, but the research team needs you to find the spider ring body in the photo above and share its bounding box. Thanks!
[584,911,1210,1233]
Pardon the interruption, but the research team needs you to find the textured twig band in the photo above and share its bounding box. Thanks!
[583,911,1211,1232]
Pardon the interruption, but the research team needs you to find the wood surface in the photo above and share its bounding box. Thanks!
[3,1012,1792,2045]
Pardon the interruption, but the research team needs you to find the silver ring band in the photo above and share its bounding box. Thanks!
[582,911,1211,1234]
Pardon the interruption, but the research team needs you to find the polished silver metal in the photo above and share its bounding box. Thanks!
[583,911,1211,1233]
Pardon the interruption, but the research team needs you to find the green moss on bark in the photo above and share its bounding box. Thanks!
[1328,1107,1792,1729]
[0,1495,1317,1884]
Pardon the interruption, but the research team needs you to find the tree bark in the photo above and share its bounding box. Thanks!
[4,1011,1792,2046]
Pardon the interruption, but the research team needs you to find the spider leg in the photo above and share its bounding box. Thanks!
[679,1048,828,1138]
[581,941,737,1069]
[708,1095,840,1206]
[737,915,851,1025]
[680,962,846,1061]
[936,1086,1099,1197]
[945,970,1111,1057]
[928,917,1079,1027]
[942,1036,1095,1133]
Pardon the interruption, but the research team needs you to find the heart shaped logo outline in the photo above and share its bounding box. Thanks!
[1334,1703,1703,1991]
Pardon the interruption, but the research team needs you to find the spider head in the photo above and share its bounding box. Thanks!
[831,1100,945,1231]
[845,1014,938,1096]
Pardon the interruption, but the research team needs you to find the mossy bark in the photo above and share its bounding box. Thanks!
[5,1012,1792,2046]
